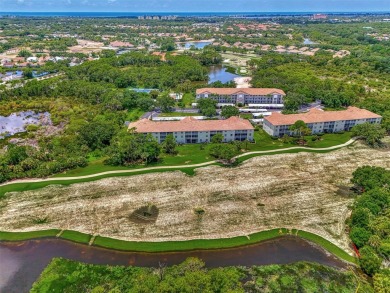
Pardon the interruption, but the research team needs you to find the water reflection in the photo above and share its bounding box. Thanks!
[0,236,348,293]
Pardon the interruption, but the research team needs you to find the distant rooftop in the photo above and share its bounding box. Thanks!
[265,107,382,126]
[196,88,286,96]
[128,116,254,133]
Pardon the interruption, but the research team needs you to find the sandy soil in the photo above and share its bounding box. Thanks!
[1,142,389,253]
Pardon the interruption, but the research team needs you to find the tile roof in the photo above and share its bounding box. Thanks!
[128,116,254,133]
[265,107,382,126]
[196,88,286,96]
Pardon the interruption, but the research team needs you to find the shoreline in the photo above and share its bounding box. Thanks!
[0,228,358,265]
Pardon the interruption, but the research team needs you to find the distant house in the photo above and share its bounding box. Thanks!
[263,107,382,137]
[128,116,255,143]
[196,88,285,108]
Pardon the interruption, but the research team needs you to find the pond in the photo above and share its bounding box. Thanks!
[0,236,347,293]
[208,65,240,83]
[178,41,212,49]
[0,111,51,138]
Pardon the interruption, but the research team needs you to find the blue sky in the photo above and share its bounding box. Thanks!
[0,0,389,12]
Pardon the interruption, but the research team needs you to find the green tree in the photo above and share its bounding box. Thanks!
[162,134,178,155]
[78,120,116,151]
[157,93,175,113]
[289,120,311,139]
[351,166,390,191]
[373,270,390,293]
[198,98,217,117]
[221,105,239,118]
[359,246,382,276]
[209,143,239,163]
[211,133,224,144]
[350,227,372,248]
[352,123,386,147]
[18,49,33,57]
[137,96,155,111]
[106,132,160,166]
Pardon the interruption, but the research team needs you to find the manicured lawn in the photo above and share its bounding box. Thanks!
[0,230,60,241]
[93,228,286,252]
[50,130,352,178]
[60,230,91,244]
[0,131,353,196]
[182,92,195,107]
[296,229,357,264]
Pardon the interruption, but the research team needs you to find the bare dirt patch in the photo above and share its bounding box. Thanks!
[1,142,389,253]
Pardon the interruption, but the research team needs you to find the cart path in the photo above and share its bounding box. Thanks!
[0,138,356,187]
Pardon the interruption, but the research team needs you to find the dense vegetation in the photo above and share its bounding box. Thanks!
[31,257,372,293]
[348,166,390,290]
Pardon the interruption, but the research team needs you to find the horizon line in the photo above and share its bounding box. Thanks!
[1,11,390,13]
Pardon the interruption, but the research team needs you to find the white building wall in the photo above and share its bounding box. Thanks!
[150,129,255,143]
[264,117,382,137]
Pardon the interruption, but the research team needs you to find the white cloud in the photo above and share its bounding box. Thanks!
[17,0,25,3]
[107,0,117,3]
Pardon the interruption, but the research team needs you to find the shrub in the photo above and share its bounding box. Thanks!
[359,246,382,276]
[350,227,372,248]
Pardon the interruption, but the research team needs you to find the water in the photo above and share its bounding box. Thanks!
[209,65,240,83]
[0,236,347,293]
[179,41,212,49]
[0,111,51,138]
[303,38,318,45]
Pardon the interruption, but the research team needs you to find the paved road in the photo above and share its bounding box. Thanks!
[0,138,356,187]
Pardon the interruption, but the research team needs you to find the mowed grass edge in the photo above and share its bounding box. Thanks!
[0,141,354,198]
[0,228,358,265]
[0,167,198,198]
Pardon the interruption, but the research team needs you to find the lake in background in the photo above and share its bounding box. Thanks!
[208,65,240,83]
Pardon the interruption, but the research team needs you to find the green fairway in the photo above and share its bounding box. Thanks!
[50,131,352,178]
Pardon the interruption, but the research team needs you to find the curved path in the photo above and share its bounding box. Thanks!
[0,138,356,187]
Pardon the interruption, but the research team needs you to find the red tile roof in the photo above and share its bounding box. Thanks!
[196,88,286,96]
[128,116,254,133]
[265,107,382,126]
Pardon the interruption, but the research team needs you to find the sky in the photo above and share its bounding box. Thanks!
[0,0,389,13]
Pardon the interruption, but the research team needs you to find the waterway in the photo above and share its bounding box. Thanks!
[0,236,347,293]
[180,41,212,49]
[208,65,240,83]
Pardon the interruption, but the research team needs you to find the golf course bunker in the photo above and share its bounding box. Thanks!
[1,141,389,254]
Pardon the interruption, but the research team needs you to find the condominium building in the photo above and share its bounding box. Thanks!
[128,116,255,143]
[196,88,286,107]
[263,107,382,137]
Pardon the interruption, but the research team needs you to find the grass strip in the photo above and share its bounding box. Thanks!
[295,229,358,264]
[93,228,286,252]
[0,228,357,264]
[0,142,352,198]
[0,229,60,241]
[0,167,198,198]
[60,230,91,244]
